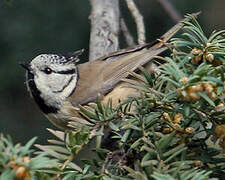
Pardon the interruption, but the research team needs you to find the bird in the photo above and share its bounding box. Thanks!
[20,15,196,130]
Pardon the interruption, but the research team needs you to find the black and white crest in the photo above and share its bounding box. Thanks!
[39,49,84,65]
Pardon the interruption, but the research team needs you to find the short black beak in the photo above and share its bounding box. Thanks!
[19,62,31,71]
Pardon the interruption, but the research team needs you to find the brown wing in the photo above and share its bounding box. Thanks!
[69,13,199,107]
[69,60,106,106]
[69,45,165,107]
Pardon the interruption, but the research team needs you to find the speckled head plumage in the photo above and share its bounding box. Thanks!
[30,49,83,73]
[34,50,83,65]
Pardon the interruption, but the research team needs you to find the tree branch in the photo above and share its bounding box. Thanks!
[156,0,182,22]
[125,0,146,45]
[120,18,135,46]
[89,0,120,61]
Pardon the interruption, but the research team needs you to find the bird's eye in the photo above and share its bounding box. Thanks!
[44,67,52,74]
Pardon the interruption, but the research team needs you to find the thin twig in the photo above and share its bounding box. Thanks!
[55,154,75,179]
[156,0,182,22]
[100,152,111,173]
[120,18,135,46]
[125,0,146,44]
[61,154,75,170]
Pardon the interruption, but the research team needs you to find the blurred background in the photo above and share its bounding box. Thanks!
[0,0,224,144]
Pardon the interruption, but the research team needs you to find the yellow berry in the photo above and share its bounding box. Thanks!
[189,92,201,100]
[8,160,17,169]
[163,112,170,121]
[203,83,214,94]
[191,48,202,55]
[181,77,188,85]
[191,58,198,64]
[215,124,225,138]
[191,56,202,64]
[193,160,203,167]
[188,85,203,93]
[162,127,172,134]
[15,166,27,179]
[219,138,225,149]
[23,157,30,164]
[206,42,211,47]
[173,113,184,124]
[206,53,214,62]
[185,127,195,134]
[217,102,224,108]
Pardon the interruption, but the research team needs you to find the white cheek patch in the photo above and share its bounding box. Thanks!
[35,73,51,95]
[34,72,78,104]
[51,75,74,93]
[47,74,70,91]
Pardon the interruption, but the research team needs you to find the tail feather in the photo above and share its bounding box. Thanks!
[103,46,167,86]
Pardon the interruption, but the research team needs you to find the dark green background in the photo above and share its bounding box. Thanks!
[0,0,224,144]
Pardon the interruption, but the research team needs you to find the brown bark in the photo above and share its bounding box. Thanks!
[89,0,120,61]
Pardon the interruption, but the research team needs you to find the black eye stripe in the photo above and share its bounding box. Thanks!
[41,68,76,75]
[55,69,76,74]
